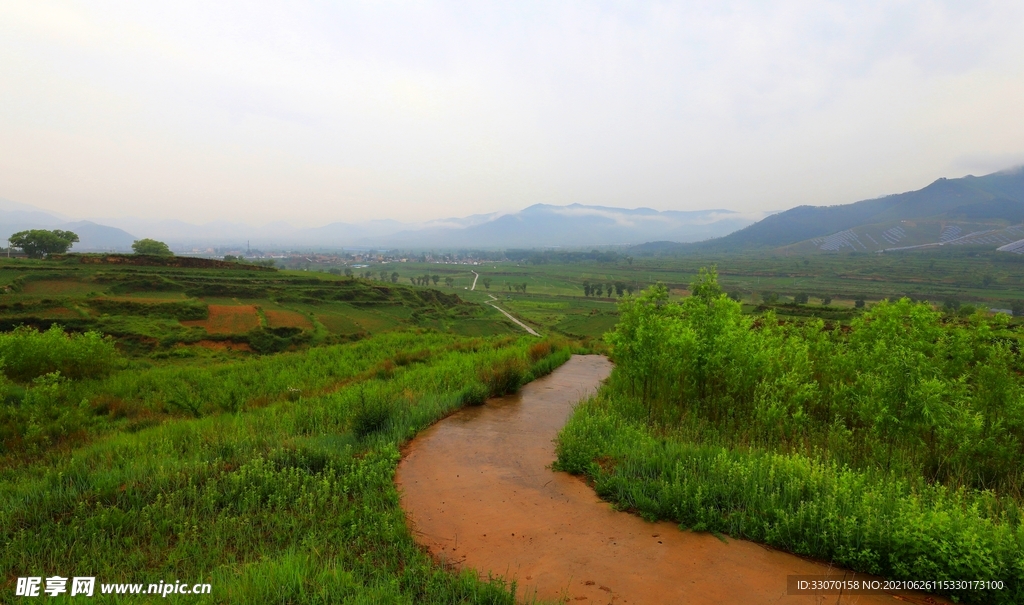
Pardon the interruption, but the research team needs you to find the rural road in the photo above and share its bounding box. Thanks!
[397,355,945,605]
[486,294,540,337]
[471,270,479,291]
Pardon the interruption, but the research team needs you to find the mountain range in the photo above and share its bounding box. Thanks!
[6,166,1024,254]
[0,200,759,251]
[633,167,1024,255]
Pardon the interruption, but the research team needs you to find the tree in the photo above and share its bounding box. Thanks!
[822,296,833,306]
[9,229,79,258]
[761,291,778,304]
[595,283,603,297]
[521,282,527,293]
[444,276,454,288]
[615,282,625,297]
[132,238,172,256]
[583,281,591,296]
[855,298,866,309]
[391,272,399,283]
[626,256,633,266]
[344,268,353,279]
[794,292,809,305]
[607,283,614,298]
[482,277,492,290]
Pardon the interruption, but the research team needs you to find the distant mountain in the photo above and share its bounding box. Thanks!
[633,167,1024,255]
[371,204,757,248]
[0,200,137,251]
[89,204,759,250]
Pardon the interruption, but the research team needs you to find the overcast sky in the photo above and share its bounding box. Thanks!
[2,1,1024,226]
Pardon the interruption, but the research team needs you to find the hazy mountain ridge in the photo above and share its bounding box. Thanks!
[632,167,1024,255]
[1,200,759,250]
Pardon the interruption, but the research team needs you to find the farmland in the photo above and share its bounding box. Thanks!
[0,254,524,358]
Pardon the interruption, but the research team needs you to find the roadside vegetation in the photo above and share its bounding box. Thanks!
[556,268,1024,604]
[1,317,573,602]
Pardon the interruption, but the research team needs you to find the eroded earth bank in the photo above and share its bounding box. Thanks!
[397,355,942,604]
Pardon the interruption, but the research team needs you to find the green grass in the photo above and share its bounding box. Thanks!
[2,330,571,603]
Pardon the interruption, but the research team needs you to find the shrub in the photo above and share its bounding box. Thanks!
[479,356,527,397]
[0,325,120,381]
[351,390,395,438]
[528,341,553,363]
[458,382,489,406]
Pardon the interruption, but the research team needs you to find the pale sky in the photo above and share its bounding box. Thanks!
[2,1,1024,226]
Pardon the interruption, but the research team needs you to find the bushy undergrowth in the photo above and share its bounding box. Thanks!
[0,324,120,381]
[556,269,1024,604]
[2,330,569,603]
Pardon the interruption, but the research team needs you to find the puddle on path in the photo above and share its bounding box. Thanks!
[397,355,944,604]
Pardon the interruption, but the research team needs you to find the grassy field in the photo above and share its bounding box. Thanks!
[392,247,1024,341]
[0,293,579,602]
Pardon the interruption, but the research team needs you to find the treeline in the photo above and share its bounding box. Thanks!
[557,268,1024,604]
[504,249,624,264]
[582,280,635,297]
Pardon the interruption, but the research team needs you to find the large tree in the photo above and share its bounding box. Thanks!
[131,238,172,256]
[9,229,79,258]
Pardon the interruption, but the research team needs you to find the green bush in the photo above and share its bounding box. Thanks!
[458,382,489,406]
[562,269,1024,604]
[351,389,396,438]
[0,325,120,381]
[479,356,526,397]
[89,298,207,320]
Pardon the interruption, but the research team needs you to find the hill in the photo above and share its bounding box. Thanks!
[374,204,756,248]
[1,200,138,251]
[633,167,1024,255]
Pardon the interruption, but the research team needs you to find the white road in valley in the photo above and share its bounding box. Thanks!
[471,270,479,291]
[486,294,540,337]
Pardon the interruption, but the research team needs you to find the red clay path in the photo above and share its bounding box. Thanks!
[397,355,946,604]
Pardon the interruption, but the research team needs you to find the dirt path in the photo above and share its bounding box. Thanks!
[486,294,540,336]
[471,270,479,291]
[397,355,945,605]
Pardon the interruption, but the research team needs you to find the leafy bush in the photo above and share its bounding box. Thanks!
[0,325,120,381]
[566,269,1024,603]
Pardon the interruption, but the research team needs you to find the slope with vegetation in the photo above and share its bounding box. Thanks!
[1,312,575,601]
[635,167,1024,254]
[0,254,519,358]
[556,269,1024,604]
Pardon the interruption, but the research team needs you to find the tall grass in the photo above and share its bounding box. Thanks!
[2,330,569,603]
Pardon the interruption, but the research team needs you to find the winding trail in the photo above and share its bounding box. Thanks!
[471,270,479,291]
[486,294,540,336]
[397,355,945,604]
